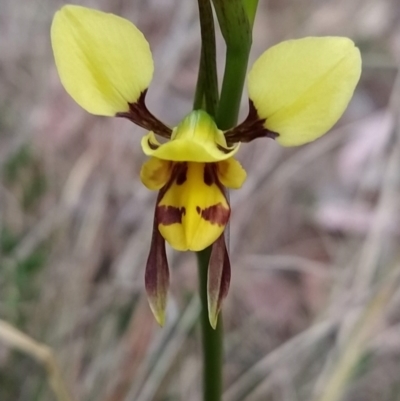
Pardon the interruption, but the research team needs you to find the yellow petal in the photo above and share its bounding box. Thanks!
[157,162,230,252]
[141,110,239,162]
[247,37,361,146]
[140,157,172,190]
[51,5,154,116]
[216,158,247,189]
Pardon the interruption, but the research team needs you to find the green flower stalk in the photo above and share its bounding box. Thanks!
[50,4,361,329]
[212,0,252,129]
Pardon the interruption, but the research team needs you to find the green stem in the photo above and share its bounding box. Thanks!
[197,248,223,401]
[211,0,254,129]
[194,2,259,400]
[193,0,218,114]
[216,46,251,129]
[243,0,259,27]
[194,2,222,401]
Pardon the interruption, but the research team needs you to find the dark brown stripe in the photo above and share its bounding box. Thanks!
[203,164,215,186]
[199,203,230,226]
[224,99,279,144]
[157,205,186,225]
[116,91,172,139]
[176,163,188,185]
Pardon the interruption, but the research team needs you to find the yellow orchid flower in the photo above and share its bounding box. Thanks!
[51,5,361,326]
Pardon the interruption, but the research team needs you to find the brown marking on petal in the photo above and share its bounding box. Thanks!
[224,99,279,145]
[203,164,215,186]
[157,163,185,200]
[196,206,201,214]
[175,163,188,185]
[200,203,230,226]
[116,91,172,139]
[157,205,186,225]
[203,164,227,199]
[202,164,231,224]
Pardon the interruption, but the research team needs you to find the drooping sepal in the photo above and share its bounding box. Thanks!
[207,235,231,329]
[51,5,154,116]
[145,207,170,326]
[246,37,362,146]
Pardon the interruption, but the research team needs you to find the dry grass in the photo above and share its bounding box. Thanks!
[1,0,400,400]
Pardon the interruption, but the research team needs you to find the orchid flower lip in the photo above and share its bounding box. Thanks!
[155,162,231,252]
[140,156,246,230]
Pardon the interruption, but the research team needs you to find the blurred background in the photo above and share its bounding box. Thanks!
[1,0,400,400]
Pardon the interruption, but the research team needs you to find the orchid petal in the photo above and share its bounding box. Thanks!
[216,158,247,189]
[140,157,172,190]
[248,37,361,146]
[51,5,154,116]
